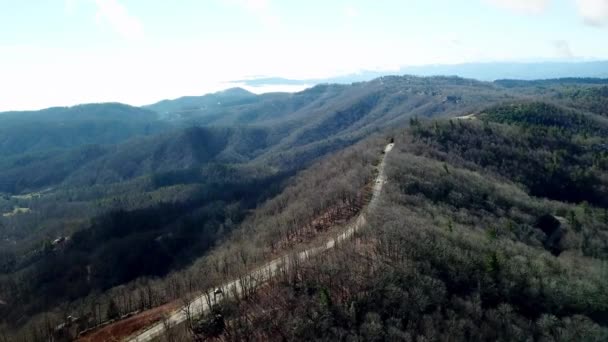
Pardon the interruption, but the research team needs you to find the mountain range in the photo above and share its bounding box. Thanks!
[1,74,608,340]
[235,61,608,88]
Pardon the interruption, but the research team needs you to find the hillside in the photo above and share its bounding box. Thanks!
[144,88,258,115]
[182,101,608,341]
[2,76,608,341]
[0,103,169,157]
[3,76,607,196]
[0,126,278,194]
[142,76,521,170]
[147,77,506,128]
[5,0,608,340]
[0,76,513,195]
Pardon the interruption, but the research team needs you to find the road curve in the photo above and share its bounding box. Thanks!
[126,143,394,342]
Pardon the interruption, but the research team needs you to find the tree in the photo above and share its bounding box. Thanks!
[360,312,384,342]
[192,305,225,340]
[106,299,120,321]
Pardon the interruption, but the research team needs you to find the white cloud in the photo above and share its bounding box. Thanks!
[221,0,280,28]
[94,0,144,40]
[483,0,550,14]
[553,40,574,58]
[64,0,79,14]
[344,5,359,18]
[0,35,474,111]
[485,0,608,25]
[242,0,270,11]
[575,0,608,26]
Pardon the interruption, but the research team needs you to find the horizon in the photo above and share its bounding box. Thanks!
[2,0,608,111]
[2,60,608,112]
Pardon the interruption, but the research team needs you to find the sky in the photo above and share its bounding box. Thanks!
[0,0,607,111]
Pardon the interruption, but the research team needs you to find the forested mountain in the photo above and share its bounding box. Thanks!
[2,76,608,341]
[0,103,169,157]
[236,61,608,87]
[144,87,258,115]
[0,76,510,195]
[185,99,608,341]
[0,126,277,194]
[148,77,503,127]
[3,76,607,196]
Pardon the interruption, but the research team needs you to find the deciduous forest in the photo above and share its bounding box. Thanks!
[1,76,608,341]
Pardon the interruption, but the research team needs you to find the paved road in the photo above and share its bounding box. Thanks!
[126,143,394,342]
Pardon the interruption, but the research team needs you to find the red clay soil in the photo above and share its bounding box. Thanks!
[77,186,374,341]
[76,301,179,342]
[275,190,371,252]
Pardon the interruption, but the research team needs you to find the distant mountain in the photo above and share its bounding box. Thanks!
[5,75,608,194]
[0,103,169,156]
[235,61,608,88]
[0,76,507,193]
[398,61,608,81]
[144,87,258,115]
[143,76,524,171]
[0,126,276,193]
[1,74,606,196]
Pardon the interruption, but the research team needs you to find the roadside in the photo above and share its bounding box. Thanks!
[125,142,394,342]
[76,302,179,342]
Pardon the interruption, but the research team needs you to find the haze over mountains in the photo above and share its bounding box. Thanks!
[235,61,608,90]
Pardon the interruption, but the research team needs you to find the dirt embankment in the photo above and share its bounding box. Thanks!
[76,302,178,342]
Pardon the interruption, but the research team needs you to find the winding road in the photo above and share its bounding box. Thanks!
[126,143,394,341]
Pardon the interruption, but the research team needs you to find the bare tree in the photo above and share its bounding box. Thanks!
[161,313,178,342]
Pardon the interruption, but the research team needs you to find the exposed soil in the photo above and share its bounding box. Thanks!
[76,301,178,342]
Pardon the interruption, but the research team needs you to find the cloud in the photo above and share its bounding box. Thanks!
[485,0,608,25]
[483,0,550,14]
[344,6,359,19]
[222,0,280,28]
[94,0,144,40]
[575,0,608,26]
[552,40,574,58]
[241,0,270,11]
[64,0,79,14]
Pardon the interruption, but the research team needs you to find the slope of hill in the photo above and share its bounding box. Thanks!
[144,88,258,115]
[0,103,169,157]
[3,76,608,341]
[184,102,608,341]
[4,76,606,196]
[142,76,519,170]
[148,76,506,127]
[0,76,511,195]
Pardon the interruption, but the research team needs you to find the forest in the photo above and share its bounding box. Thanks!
[182,103,608,341]
[1,76,608,340]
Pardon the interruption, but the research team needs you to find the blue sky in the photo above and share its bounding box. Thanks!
[1,0,607,110]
